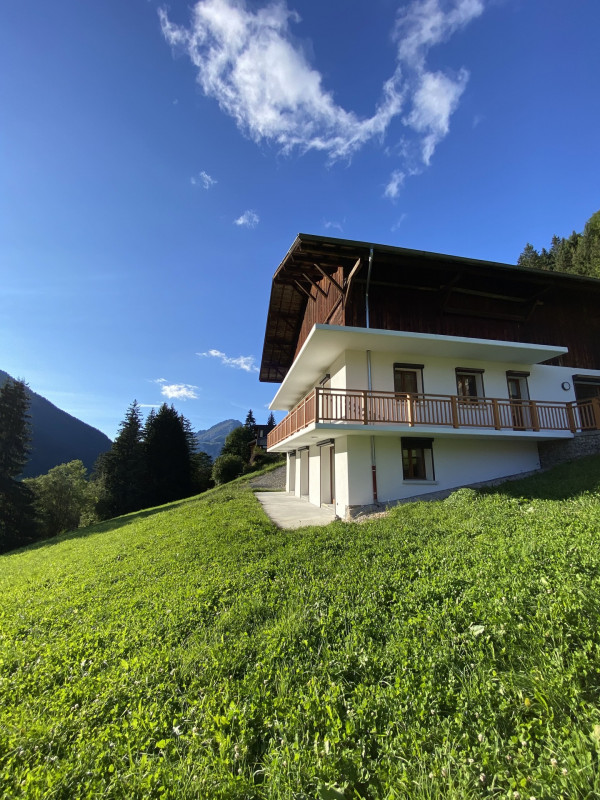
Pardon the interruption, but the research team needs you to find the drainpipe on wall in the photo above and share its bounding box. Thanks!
[366,348,378,504]
[365,247,374,329]
[365,248,378,502]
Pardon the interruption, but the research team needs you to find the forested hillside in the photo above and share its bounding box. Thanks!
[0,369,111,477]
[518,209,600,278]
[2,458,600,798]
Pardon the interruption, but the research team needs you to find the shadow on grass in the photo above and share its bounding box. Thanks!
[482,454,600,502]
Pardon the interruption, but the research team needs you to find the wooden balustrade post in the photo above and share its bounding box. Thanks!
[491,398,501,430]
[529,400,540,431]
[314,388,320,424]
[408,394,414,427]
[363,390,369,424]
[566,403,577,433]
[450,395,459,428]
[593,398,600,430]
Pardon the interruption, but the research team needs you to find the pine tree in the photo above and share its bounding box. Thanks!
[0,378,37,552]
[267,411,276,428]
[245,409,256,428]
[144,404,192,506]
[517,243,541,269]
[97,401,146,519]
[573,210,600,279]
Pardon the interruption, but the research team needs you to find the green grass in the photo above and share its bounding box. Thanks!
[2,457,600,799]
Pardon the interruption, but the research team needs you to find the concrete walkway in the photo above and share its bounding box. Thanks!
[254,492,336,529]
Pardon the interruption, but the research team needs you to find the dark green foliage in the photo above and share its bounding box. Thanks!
[0,377,37,551]
[25,460,92,538]
[221,422,255,463]
[144,404,193,506]
[96,401,146,519]
[244,408,256,428]
[517,242,540,268]
[267,411,276,427]
[212,453,245,484]
[0,369,111,478]
[517,209,600,278]
[573,210,600,278]
[191,450,213,494]
[2,457,600,797]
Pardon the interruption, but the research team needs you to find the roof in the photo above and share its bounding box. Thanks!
[260,233,600,383]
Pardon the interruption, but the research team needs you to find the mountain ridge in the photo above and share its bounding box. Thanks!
[194,418,242,459]
[0,370,112,478]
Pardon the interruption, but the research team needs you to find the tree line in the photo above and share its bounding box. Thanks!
[517,209,600,278]
[0,378,279,553]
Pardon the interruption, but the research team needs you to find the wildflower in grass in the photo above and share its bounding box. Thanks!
[550,758,557,768]
[172,725,181,736]
[479,773,486,783]
[478,733,484,742]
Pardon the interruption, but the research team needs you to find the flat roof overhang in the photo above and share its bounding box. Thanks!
[270,324,568,410]
[268,423,574,452]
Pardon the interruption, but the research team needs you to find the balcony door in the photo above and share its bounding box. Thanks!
[507,372,531,429]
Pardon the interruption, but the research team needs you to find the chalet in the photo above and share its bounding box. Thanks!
[260,234,600,518]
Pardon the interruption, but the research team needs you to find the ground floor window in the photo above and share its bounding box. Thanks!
[401,437,435,480]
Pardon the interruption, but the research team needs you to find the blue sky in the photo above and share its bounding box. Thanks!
[2,0,599,440]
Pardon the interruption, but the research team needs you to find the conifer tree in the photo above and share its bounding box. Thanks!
[144,403,192,506]
[0,378,37,552]
[245,409,256,428]
[267,411,276,428]
[97,401,146,519]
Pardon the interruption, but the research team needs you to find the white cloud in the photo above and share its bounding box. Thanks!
[191,170,217,188]
[391,212,408,231]
[160,0,484,174]
[384,169,406,199]
[160,383,199,400]
[198,348,259,373]
[323,219,344,233]
[152,377,167,384]
[406,68,469,164]
[139,403,162,408]
[234,209,259,228]
[394,0,483,70]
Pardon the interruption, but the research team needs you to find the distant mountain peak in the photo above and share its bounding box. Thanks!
[194,418,242,459]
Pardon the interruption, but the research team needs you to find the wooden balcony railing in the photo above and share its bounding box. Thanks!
[267,388,600,448]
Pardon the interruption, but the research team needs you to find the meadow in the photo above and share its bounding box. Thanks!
[1,458,600,799]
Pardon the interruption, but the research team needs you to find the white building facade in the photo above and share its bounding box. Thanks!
[260,236,600,518]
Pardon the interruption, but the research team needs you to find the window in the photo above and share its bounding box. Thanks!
[394,363,424,394]
[401,437,435,481]
[573,376,600,402]
[456,368,484,400]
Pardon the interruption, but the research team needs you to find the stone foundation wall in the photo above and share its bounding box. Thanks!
[538,431,600,470]
[345,468,543,519]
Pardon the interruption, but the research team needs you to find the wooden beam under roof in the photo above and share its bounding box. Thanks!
[302,273,328,298]
[314,263,344,294]
[293,280,316,302]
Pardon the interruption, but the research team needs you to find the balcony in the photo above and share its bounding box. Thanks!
[268,388,600,448]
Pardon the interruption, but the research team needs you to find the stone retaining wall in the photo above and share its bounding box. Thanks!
[538,431,600,470]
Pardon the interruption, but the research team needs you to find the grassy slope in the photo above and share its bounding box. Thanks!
[1,460,600,799]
